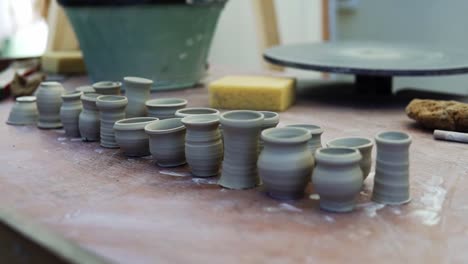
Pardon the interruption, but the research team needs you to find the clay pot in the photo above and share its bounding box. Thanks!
[36,81,65,128]
[96,95,128,148]
[286,124,323,155]
[75,85,95,94]
[372,131,412,205]
[92,81,121,95]
[144,118,186,167]
[258,111,280,152]
[313,147,363,213]
[327,137,374,180]
[124,76,153,117]
[258,127,314,200]
[182,114,223,177]
[146,98,188,119]
[218,110,264,189]
[175,107,220,118]
[60,91,83,137]
[6,96,38,126]
[114,117,158,157]
[79,93,101,142]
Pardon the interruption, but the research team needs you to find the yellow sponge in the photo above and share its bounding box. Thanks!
[209,75,295,112]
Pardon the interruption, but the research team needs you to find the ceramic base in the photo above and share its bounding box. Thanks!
[38,121,63,129]
[157,161,187,168]
[6,120,35,126]
[371,196,411,205]
[267,191,304,200]
[100,142,119,149]
[319,199,356,213]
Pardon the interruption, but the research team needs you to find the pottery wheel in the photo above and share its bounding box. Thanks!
[263,41,468,94]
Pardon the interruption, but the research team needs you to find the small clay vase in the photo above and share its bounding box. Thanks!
[96,95,128,148]
[327,137,374,180]
[92,81,121,95]
[258,111,280,152]
[36,81,65,129]
[60,91,83,137]
[182,114,223,177]
[124,76,153,117]
[313,147,363,213]
[144,118,186,167]
[286,124,323,155]
[258,127,314,200]
[219,110,264,189]
[114,117,158,157]
[146,98,188,119]
[79,93,101,142]
[75,85,95,94]
[6,96,38,126]
[175,107,220,118]
[372,131,412,205]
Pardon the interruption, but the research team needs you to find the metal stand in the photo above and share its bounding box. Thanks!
[355,75,392,95]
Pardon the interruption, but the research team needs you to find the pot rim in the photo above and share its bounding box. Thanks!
[315,147,362,164]
[285,124,323,135]
[259,111,279,126]
[75,85,95,93]
[124,76,153,86]
[114,117,159,131]
[39,81,62,88]
[96,95,128,108]
[146,98,188,108]
[327,137,373,150]
[175,107,220,117]
[220,110,264,128]
[62,91,83,99]
[81,93,101,102]
[181,114,219,126]
[261,127,311,144]
[144,118,185,134]
[375,131,412,145]
[16,96,36,103]
[92,81,122,90]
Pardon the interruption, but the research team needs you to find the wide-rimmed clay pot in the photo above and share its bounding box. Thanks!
[60,91,83,137]
[92,81,121,95]
[258,111,280,152]
[146,98,187,119]
[327,137,374,180]
[96,95,128,148]
[313,147,363,213]
[372,131,412,205]
[144,118,186,167]
[79,93,100,141]
[36,81,65,129]
[218,110,264,189]
[6,96,38,126]
[258,127,314,200]
[124,76,153,117]
[286,124,323,155]
[182,114,223,177]
[75,85,95,94]
[114,117,158,157]
[175,107,220,118]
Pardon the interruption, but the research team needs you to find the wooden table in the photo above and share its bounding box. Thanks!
[1,72,468,263]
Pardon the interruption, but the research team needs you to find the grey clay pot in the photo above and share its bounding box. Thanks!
[114,117,158,157]
[75,85,95,94]
[144,118,186,167]
[92,81,121,95]
[60,91,83,137]
[96,95,128,148]
[124,76,153,118]
[175,107,220,118]
[79,93,101,142]
[146,98,188,119]
[285,124,323,155]
[218,110,264,189]
[327,137,374,180]
[36,81,65,129]
[182,114,223,177]
[372,131,412,205]
[258,111,280,152]
[6,96,38,126]
[258,127,314,200]
[313,147,363,213]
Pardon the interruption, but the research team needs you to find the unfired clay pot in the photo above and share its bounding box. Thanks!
[6,96,38,126]
[92,81,121,95]
[182,114,223,177]
[36,81,65,129]
[146,98,187,119]
[218,110,264,189]
[124,76,153,117]
[286,124,323,155]
[60,91,83,137]
[258,127,314,200]
[79,93,101,142]
[327,137,374,180]
[144,118,186,167]
[258,111,280,152]
[175,107,220,118]
[372,131,412,205]
[96,95,128,148]
[313,147,363,213]
[114,117,158,157]
[75,85,95,94]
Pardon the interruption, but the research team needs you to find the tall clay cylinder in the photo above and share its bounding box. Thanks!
[36,81,65,128]
[79,93,101,142]
[96,95,128,148]
[218,110,264,189]
[124,76,153,117]
[372,131,412,205]
[60,91,83,137]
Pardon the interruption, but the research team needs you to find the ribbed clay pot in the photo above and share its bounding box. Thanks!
[258,127,314,200]
[258,111,280,152]
[175,107,220,118]
[36,81,65,129]
[60,91,83,137]
[96,95,128,148]
[92,81,121,95]
[75,85,95,94]
[286,124,323,155]
[79,93,101,142]
[144,118,186,167]
[146,98,187,119]
[6,96,38,126]
[182,114,223,177]
[114,117,158,157]
[313,147,363,213]
[124,76,153,118]
[327,137,374,180]
[218,110,264,189]
[372,131,412,205]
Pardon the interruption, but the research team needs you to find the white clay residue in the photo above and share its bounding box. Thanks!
[357,202,385,218]
[192,178,218,185]
[94,148,104,154]
[264,203,302,213]
[411,175,446,226]
[61,142,67,145]
[309,194,320,200]
[159,170,191,177]
[323,215,335,223]
[70,138,82,142]
[57,137,67,141]
[389,207,402,215]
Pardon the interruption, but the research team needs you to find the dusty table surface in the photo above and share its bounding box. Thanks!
[1,72,468,264]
